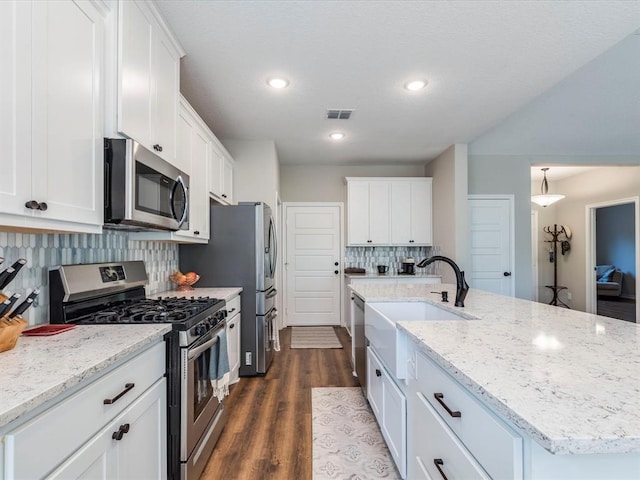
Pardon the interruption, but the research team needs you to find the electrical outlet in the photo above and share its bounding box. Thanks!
[245,352,252,365]
[567,292,572,300]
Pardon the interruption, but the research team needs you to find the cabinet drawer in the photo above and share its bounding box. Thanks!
[413,391,490,480]
[226,294,241,317]
[4,342,165,479]
[415,352,523,480]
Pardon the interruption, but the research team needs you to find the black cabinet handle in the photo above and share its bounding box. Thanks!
[375,369,382,377]
[25,200,39,210]
[38,202,48,211]
[433,459,448,480]
[367,240,372,243]
[112,423,131,441]
[334,262,339,266]
[153,144,163,152]
[222,194,227,198]
[228,308,236,314]
[229,323,236,329]
[193,231,200,235]
[334,270,339,274]
[503,271,512,277]
[433,392,461,417]
[104,383,135,405]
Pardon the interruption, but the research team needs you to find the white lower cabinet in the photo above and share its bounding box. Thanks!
[226,294,242,384]
[48,379,167,480]
[407,346,523,480]
[367,346,406,478]
[1,342,166,479]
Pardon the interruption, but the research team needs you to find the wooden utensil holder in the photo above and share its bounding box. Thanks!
[0,316,27,353]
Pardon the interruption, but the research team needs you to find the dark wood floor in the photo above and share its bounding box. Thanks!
[201,326,359,479]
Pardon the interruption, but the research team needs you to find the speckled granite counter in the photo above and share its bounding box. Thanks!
[0,324,170,429]
[349,283,640,455]
[155,287,242,302]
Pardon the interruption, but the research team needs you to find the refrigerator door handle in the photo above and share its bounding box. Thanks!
[266,288,277,299]
[268,215,277,278]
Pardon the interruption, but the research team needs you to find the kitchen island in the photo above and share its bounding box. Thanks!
[350,282,640,479]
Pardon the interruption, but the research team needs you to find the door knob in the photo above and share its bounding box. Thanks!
[503,271,512,277]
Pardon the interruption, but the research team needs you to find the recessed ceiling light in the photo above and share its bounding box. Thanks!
[267,77,289,89]
[329,132,345,141]
[404,79,428,91]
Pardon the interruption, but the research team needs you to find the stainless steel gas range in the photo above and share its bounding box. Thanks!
[49,261,227,479]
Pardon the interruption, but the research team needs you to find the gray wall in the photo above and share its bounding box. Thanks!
[280,164,425,203]
[596,203,636,297]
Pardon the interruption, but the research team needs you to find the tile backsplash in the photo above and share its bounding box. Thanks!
[345,245,441,274]
[0,231,179,325]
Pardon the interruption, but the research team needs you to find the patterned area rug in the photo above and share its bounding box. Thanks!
[312,387,400,479]
[291,326,343,349]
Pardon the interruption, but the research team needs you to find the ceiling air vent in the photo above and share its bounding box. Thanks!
[326,109,353,120]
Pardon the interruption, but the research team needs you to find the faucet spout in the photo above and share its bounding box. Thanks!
[416,255,469,307]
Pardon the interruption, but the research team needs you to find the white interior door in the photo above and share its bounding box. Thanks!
[468,196,514,296]
[285,205,341,326]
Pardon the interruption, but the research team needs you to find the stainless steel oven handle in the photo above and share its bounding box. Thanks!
[188,334,218,361]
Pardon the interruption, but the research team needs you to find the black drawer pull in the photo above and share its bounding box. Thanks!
[375,369,382,377]
[229,323,236,329]
[434,458,448,480]
[112,423,130,441]
[434,392,461,417]
[104,383,135,404]
[194,231,200,235]
[228,308,236,314]
[153,144,163,152]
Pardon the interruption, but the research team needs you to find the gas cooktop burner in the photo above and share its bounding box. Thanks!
[75,296,223,325]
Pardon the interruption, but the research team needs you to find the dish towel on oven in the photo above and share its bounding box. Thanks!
[209,329,230,401]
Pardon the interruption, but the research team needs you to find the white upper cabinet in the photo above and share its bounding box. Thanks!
[209,139,234,205]
[346,178,391,245]
[115,0,183,165]
[347,177,432,247]
[391,178,433,246]
[0,0,105,233]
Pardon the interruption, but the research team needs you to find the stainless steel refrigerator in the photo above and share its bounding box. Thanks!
[179,202,278,376]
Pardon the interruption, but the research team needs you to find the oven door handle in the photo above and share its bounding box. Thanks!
[188,334,219,361]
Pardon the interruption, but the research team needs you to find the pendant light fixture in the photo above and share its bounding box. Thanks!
[531,168,565,207]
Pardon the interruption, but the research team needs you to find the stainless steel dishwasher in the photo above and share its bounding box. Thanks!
[351,293,367,395]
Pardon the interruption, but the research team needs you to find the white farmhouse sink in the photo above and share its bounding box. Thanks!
[365,301,472,380]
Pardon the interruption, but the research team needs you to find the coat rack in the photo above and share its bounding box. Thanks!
[544,224,571,308]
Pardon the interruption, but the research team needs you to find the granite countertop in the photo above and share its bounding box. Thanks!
[345,272,441,279]
[155,287,242,302]
[0,324,171,429]
[349,282,640,455]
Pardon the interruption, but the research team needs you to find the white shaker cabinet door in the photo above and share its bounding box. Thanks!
[152,32,179,163]
[30,0,104,227]
[368,181,391,244]
[118,0,153,148]
[0,1,31,216]
[347,180,370,245]
[222,155,234,203]
[390,182,412,245]
[187,127,210,239]
[410,179,432,245]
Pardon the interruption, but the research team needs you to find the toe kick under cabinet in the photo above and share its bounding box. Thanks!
[0,342,167,479]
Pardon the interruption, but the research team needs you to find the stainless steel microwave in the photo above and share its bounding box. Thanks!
[104,138,189,231]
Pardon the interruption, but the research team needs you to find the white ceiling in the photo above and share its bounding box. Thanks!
[155,1,640,166]
[530,166,599,182]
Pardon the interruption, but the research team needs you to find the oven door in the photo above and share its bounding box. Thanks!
[181,327,224,462]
